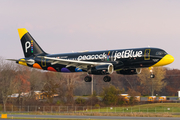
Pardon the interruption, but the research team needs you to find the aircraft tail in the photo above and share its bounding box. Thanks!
[18,28,46,58]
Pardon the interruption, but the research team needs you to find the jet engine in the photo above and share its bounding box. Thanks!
[88,64,114,75]
[116,68,142,75]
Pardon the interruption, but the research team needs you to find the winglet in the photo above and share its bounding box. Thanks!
[18,28,28,40]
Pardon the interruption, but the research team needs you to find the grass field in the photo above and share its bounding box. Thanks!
[2,103,180,113]
[76,103,180,113]
[1,103,180,118]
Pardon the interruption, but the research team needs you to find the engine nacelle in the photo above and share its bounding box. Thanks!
[88,64,114,75]
[116,68,142,75]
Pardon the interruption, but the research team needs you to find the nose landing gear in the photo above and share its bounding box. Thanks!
[149,67,155,78]
[150,74,155,78]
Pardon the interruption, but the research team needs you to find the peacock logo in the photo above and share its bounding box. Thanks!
[107,51,110,61]
[31,40,33,53]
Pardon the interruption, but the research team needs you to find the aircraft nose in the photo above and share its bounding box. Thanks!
[152,54,174,67]
[166,54,175,64]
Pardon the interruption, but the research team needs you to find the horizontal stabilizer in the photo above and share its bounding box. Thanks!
[6,59,35,65]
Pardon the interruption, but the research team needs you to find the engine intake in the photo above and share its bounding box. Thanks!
[88,64,114,75]
[116,68,142,75]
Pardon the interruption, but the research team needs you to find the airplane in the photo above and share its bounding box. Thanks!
[8,28,174,82]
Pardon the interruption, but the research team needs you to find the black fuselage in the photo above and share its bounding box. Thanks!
[22,47,166,73]
[10,28,174,82]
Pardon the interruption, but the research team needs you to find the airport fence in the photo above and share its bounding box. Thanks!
[1,106,180,113]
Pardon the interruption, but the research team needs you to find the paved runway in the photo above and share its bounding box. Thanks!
[6,114,180,120]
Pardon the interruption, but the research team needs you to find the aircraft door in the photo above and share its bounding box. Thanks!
[41,57,46,67]
[144,49,151,60]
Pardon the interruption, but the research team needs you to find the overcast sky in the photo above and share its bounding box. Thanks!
[0,0,179,69]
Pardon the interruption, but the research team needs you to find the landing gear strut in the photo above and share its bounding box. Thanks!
[149,67,155,78]
[103,76,111,82]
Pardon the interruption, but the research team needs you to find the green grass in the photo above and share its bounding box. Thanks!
[81,103,180,113]
[0,103,180,118]
[2,103,180,113]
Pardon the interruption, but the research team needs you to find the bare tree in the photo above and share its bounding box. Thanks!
[28,69,44,98]
[138,67,166,96]
[41,72,78,104]
[0,58,19,111]
[42,72,60,103]
[14,65,31,106]
[62,73,78,104]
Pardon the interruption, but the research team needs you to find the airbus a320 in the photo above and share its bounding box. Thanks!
[8,28,174,82]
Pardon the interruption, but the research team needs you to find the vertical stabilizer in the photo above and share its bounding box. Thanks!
[18,28,46,58]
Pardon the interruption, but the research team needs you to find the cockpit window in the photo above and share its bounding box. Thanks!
[156,51,167,55]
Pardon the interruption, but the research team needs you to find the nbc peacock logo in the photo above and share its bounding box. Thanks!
[31,40,33,53]
[107,51,110,61]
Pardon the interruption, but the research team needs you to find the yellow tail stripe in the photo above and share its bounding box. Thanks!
[18,28,28,40]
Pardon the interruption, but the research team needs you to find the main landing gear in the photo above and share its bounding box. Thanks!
[103,76,111,82]
[84,76,92,82]
[149,67,155,78]
[84,75,111,82]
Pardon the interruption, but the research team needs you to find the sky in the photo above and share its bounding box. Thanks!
[0,0,180,69]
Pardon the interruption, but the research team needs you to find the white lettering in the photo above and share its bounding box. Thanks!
[25,41,31,53]
[125,50,130,58]
[77,50,143,61]
[138,51,143,57]
[114,50,143,61]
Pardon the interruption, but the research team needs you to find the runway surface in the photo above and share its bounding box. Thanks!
[5,114,180,120]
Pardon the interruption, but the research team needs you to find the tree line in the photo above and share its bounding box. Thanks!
[0,57,179,108]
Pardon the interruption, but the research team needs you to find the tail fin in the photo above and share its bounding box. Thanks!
[18,28,46,58]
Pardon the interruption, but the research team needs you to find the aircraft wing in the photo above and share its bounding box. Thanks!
[42,56,113,70]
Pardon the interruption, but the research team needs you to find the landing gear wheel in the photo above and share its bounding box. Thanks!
[103,76,111,82]
[149,67,155,78]
[84,76,92,82]
[150,74,155,78]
